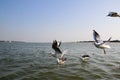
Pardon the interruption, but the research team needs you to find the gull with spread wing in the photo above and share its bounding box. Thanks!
[93,30,111,54]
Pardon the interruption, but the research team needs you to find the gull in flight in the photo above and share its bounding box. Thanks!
[50,40,68,64]
[107,12,120,17]
[50,40,62,58]
[93,30,111,54]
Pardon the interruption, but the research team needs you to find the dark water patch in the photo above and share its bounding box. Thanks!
[89,67,114,79]
[0,57,14,65]
[86,74,102,80]
[110,67,120,73]
[112,73,120,79]
[104,62,116,67]
[0,73,18,80]
[113,61,120,64]
[36,70,84,80]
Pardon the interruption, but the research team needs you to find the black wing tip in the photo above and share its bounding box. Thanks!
[93,30,98,34]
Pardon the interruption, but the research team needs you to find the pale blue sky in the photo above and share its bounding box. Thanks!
[0,0,120,42]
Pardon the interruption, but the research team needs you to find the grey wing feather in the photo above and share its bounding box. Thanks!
[93,30,103,43]
[52,40,62,54]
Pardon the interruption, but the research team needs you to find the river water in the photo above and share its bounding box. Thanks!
[0,42,120,80]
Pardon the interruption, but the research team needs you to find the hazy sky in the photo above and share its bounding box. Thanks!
[0,0,120,42]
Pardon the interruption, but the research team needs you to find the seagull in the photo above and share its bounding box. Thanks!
[80,55,90,62]
[107,12,120,17]
[93,30,111,54]
[50,40,62,57]
[57,50,68,64]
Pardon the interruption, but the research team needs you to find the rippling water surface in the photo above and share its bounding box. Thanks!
[0,42,120,80]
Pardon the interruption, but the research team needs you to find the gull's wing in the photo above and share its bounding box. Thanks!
[52,40,62,54]
[107,37,112,42]
[57,41,61,47]
[57,58,60,63]
[93,30,103,43]
[55,48,62,54]
[60,49,68,59]
[110,12,117,14]
[52,40,57,49]
[108,12,117,16]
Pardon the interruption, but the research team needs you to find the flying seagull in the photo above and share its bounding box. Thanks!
[50,40,62,57]
[107,12,120,17]
[93,30,111,54]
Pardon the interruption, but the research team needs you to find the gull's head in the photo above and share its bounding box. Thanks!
[107,14,111,16]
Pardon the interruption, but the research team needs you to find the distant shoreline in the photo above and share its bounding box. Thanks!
[0,40,120,43]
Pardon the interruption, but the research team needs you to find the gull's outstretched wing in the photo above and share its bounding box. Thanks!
[93,30,103,43]
[52,40,62,54]
[60,49,68,59]
[107,37,112,42]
